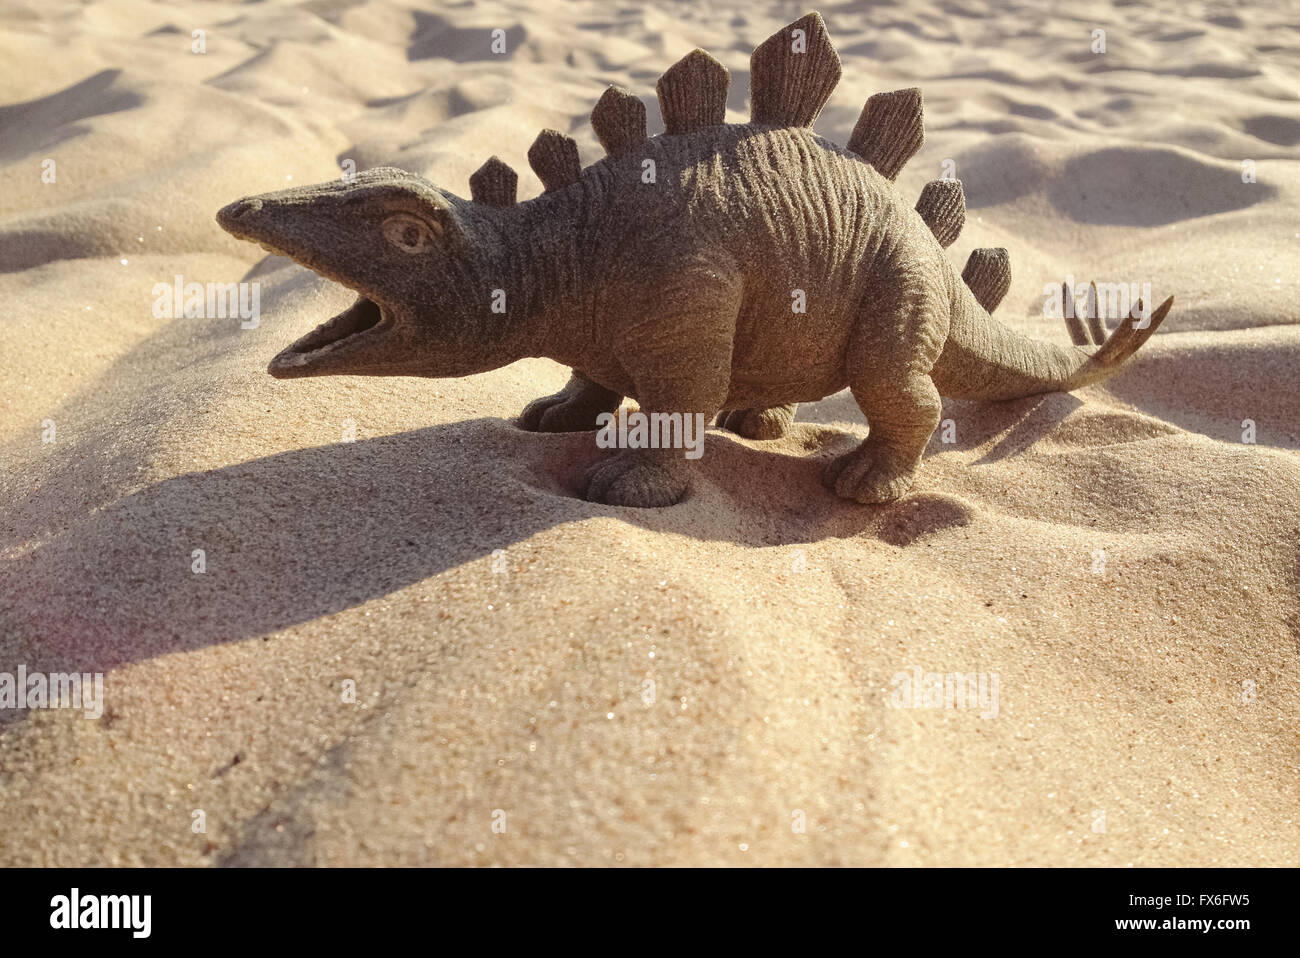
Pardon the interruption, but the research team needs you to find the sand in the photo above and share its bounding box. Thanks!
[0,0,1297,866]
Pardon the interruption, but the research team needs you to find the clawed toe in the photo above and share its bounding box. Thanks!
[519,393,611,433]
[718,404,796,440]
[519,393,565,431]
[822,442,919,504]
[583,454,688,507]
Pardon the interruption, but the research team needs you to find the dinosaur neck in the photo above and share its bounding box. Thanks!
[487,178,606,366]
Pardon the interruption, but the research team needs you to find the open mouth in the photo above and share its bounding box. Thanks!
[215,199,400,379]
[267,295,390,378]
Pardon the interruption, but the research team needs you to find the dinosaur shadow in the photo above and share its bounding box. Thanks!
[963,394,1085,463]
[5,420,547,674]
[795,388,1083,461]
[2,416,887,676]
[3,387,1101,687]
[1,383,1090,680]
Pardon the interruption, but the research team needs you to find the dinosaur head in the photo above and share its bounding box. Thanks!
[217,167,514,379]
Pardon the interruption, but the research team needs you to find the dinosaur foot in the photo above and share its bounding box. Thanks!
[582,452,689,508]
[717,403,797,440]
[822,440,920,504]
[519,387,619,433]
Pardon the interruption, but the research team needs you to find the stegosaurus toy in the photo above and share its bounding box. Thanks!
[217,11,1172,508]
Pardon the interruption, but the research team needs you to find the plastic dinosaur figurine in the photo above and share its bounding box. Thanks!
[217,11,1172,508]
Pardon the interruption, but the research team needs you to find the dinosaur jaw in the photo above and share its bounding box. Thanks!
[267,294,395,379]
[217,195,409,378]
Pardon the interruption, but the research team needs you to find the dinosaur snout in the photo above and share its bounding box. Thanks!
[216,197,264,233]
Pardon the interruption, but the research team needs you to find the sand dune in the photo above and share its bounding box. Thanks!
[1,0,1297,865]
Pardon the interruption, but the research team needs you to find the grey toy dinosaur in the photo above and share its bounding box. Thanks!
[217,11,1172,508]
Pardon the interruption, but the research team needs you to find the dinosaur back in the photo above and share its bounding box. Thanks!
[464,11,1013,318]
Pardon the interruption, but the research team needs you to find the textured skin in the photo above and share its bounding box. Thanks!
[216,12,1173,508]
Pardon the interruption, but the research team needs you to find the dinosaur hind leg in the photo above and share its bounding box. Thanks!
[825,276,946,504]
[825,373,941,503]
[519,370,622,432]
[717,403,798,440]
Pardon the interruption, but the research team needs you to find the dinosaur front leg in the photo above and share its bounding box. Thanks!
[581,262,738,507]
[519,369,622,432]
[825,276,946,504]
[583,441,694,508]
[583,389,730,507]
[582,396,722,508]
[717,403,798,440]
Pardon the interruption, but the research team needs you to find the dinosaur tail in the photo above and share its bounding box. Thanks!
[931,275,1174,402]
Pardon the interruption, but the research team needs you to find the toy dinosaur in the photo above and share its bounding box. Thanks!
[216,11,1172,508]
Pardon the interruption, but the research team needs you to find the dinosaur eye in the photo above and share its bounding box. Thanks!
[382,213,439,254]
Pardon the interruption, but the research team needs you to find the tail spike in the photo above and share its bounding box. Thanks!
[1086,281,1106,345]
[1062,282,1090,346]
[749,11,842,127]
[962,248,1011,313]
[1092,296,1174,365]
[656,49,729,135]
[469,156,518,207]
[915,179,965,248]
[591,86,648,157]
[527,129,581,193]
[848,88,924,181]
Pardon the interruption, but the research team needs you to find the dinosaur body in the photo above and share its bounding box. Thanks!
[217,11,1172,508]
[520,124,904,407]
